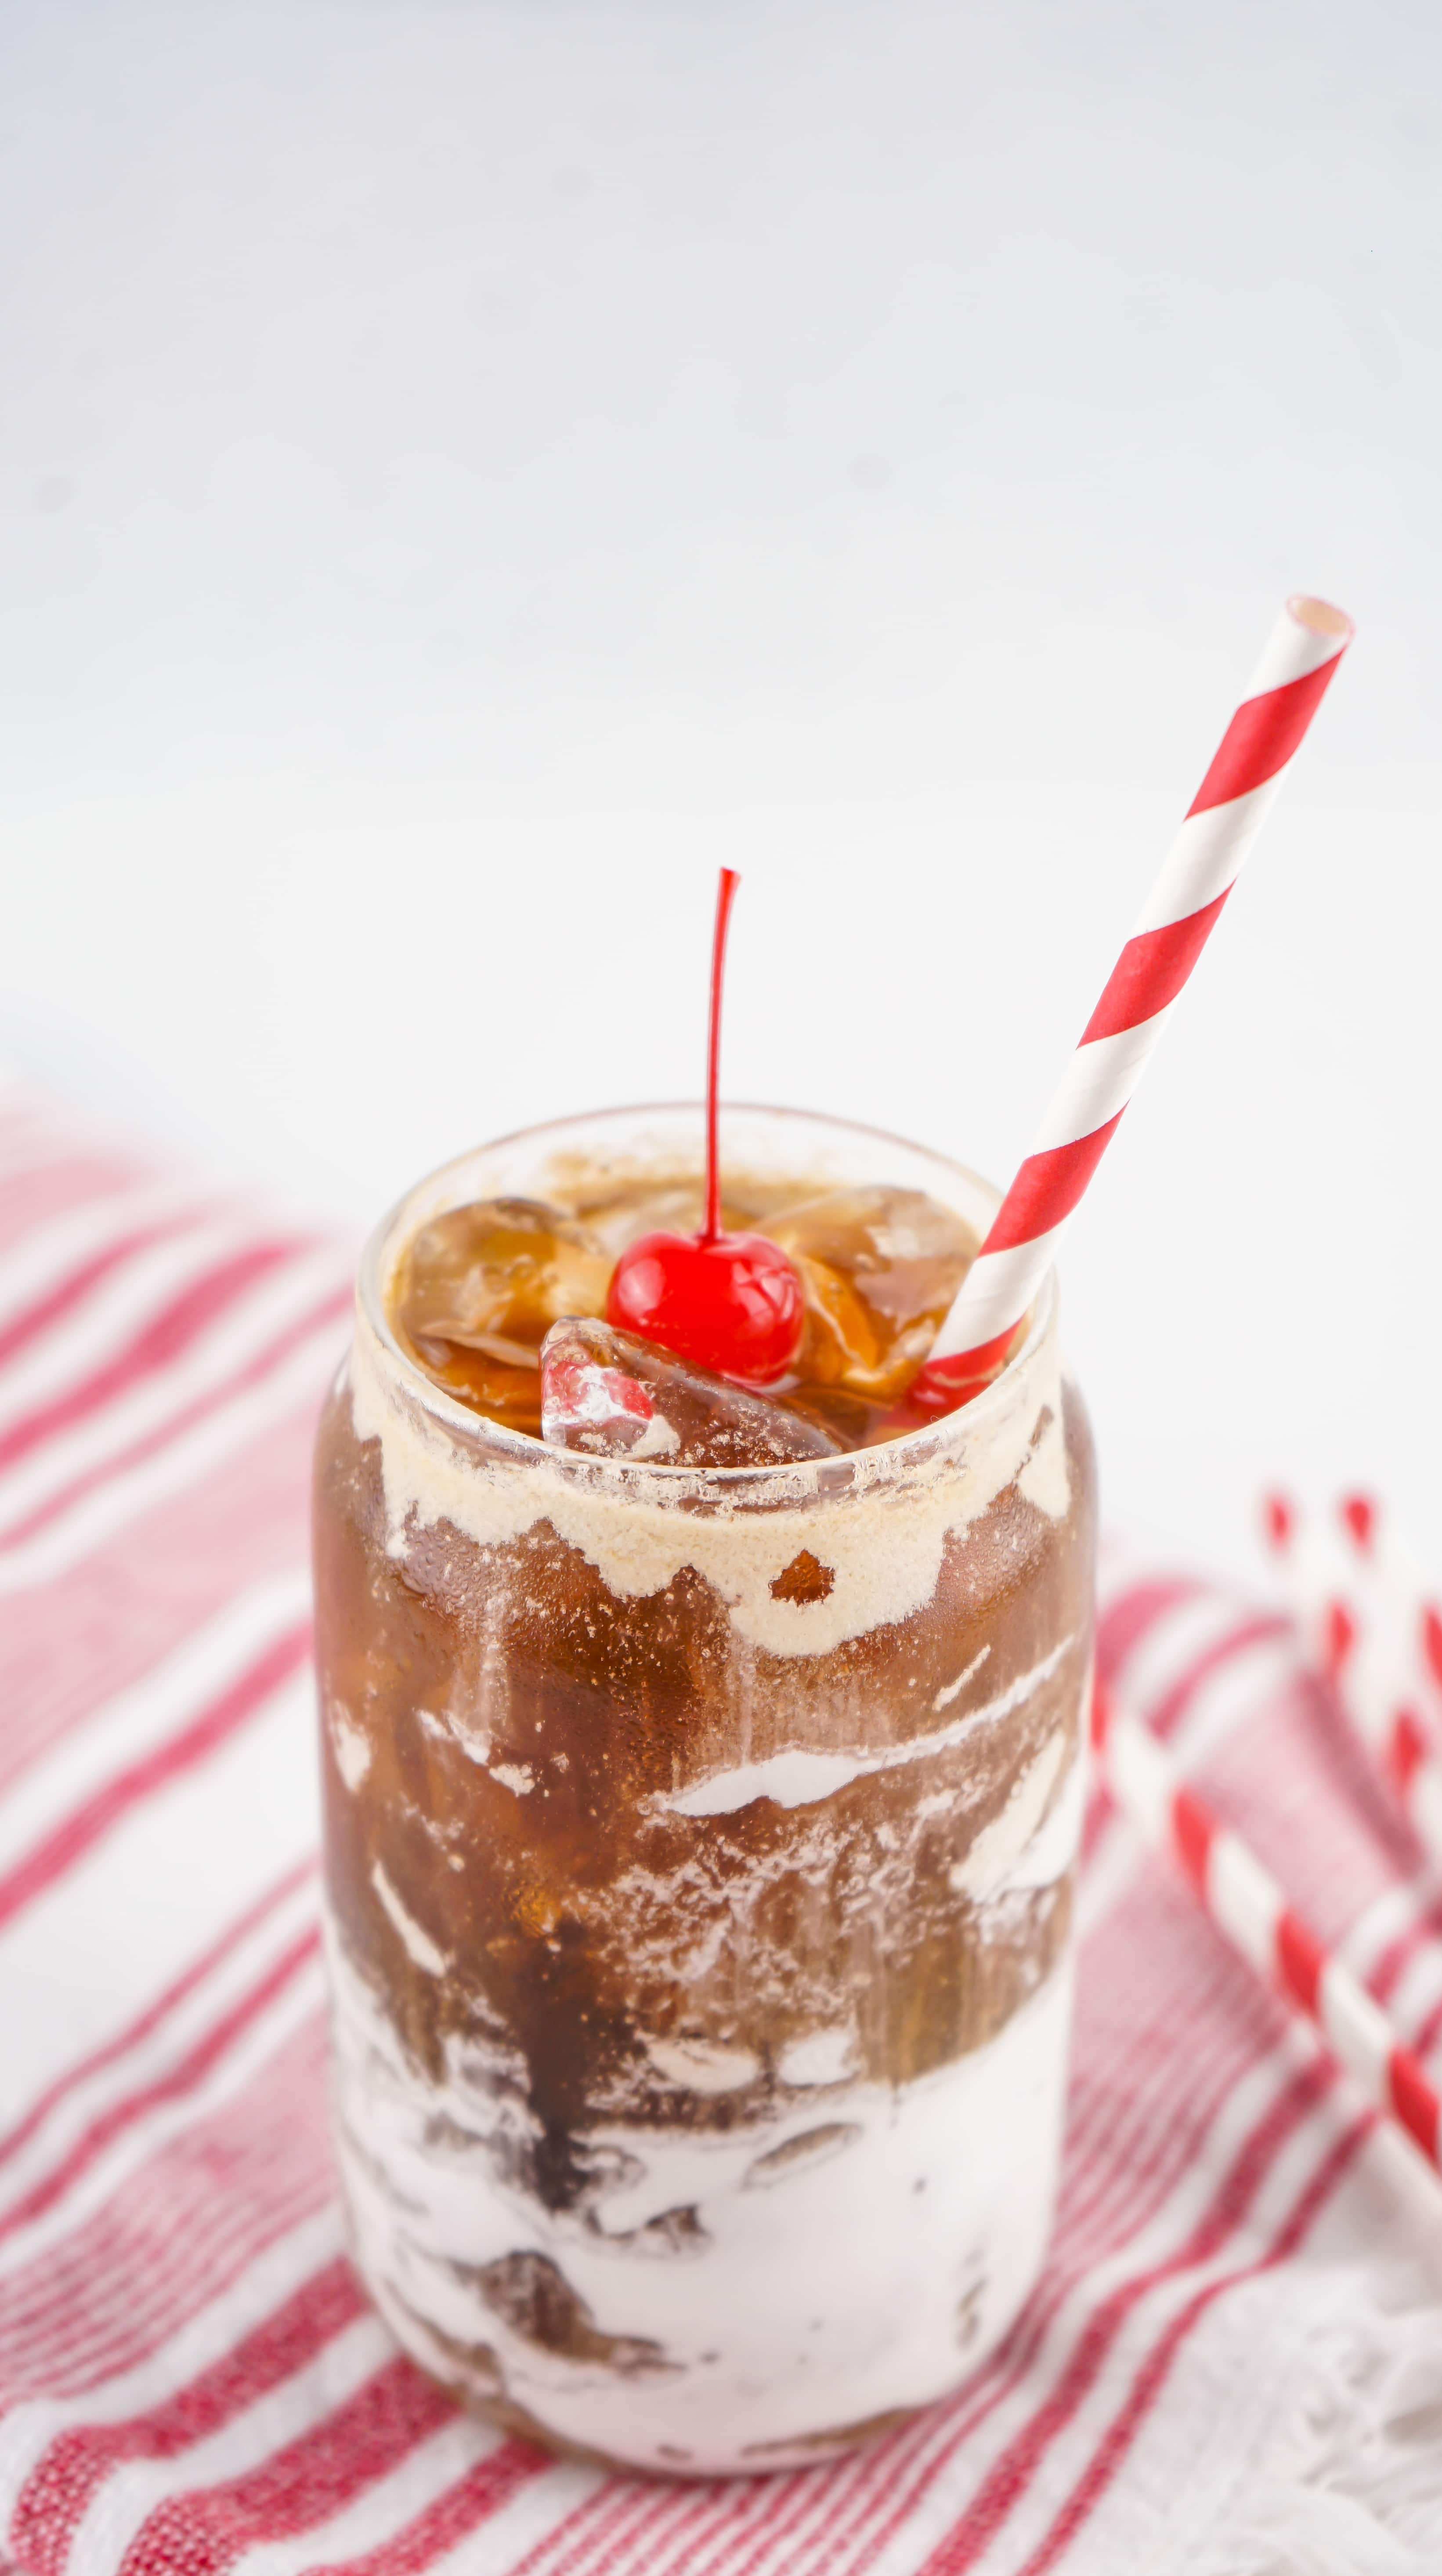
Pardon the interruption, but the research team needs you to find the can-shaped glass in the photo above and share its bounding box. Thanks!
[313,1105,1097,2476]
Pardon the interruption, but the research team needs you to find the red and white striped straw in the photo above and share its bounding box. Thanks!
[911,596,1354,1411]
[1331,1489,1442,1730]
[1091,1680,1442,2176]
[1263,1491,1442,1873]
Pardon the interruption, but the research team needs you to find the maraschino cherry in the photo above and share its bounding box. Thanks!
[606,869,805,1385]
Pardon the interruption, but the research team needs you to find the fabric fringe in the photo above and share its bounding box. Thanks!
[1190,2271,1442,2575]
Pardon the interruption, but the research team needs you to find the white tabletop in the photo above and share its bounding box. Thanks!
[2,0,1439,1580]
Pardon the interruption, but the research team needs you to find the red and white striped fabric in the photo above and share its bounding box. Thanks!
[1091,1684,1442,2177]
[5,1075,1442,2576]
[920,597,1352,1399]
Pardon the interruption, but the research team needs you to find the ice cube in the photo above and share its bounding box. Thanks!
[540,1318,840,1468]
[392,1198,611,1433]
[562,1177,762,1261]
[767,1186,977,1404]
[775,1381,890,1453]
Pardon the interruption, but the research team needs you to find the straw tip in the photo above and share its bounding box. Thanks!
[1286,595,1354,645]
[1261,1492,1295,1552]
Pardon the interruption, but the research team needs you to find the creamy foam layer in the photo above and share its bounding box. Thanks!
[347,1300,1071,1662]
[328,1925,1073,2475]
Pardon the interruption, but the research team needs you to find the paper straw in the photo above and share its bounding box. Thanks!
[1264,1492,1442,1873]
[1092,1680,1442,2175]
[910,597,1354,1411]
[1334,1490,1442,1728]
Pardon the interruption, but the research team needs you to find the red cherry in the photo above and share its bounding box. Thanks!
[607,1228,803,1385]
[602,866,806,1387]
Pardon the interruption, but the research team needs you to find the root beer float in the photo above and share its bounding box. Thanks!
[314,600,1349,2476]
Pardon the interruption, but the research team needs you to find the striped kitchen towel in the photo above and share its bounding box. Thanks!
[2,1076,1441,2576]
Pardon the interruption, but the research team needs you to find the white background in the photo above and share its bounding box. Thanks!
[2,0,1438,1576]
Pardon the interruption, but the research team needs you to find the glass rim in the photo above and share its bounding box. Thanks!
[354,1100,1059,1491]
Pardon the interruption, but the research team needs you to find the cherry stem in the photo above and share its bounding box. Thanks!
[703,867,740,1245]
